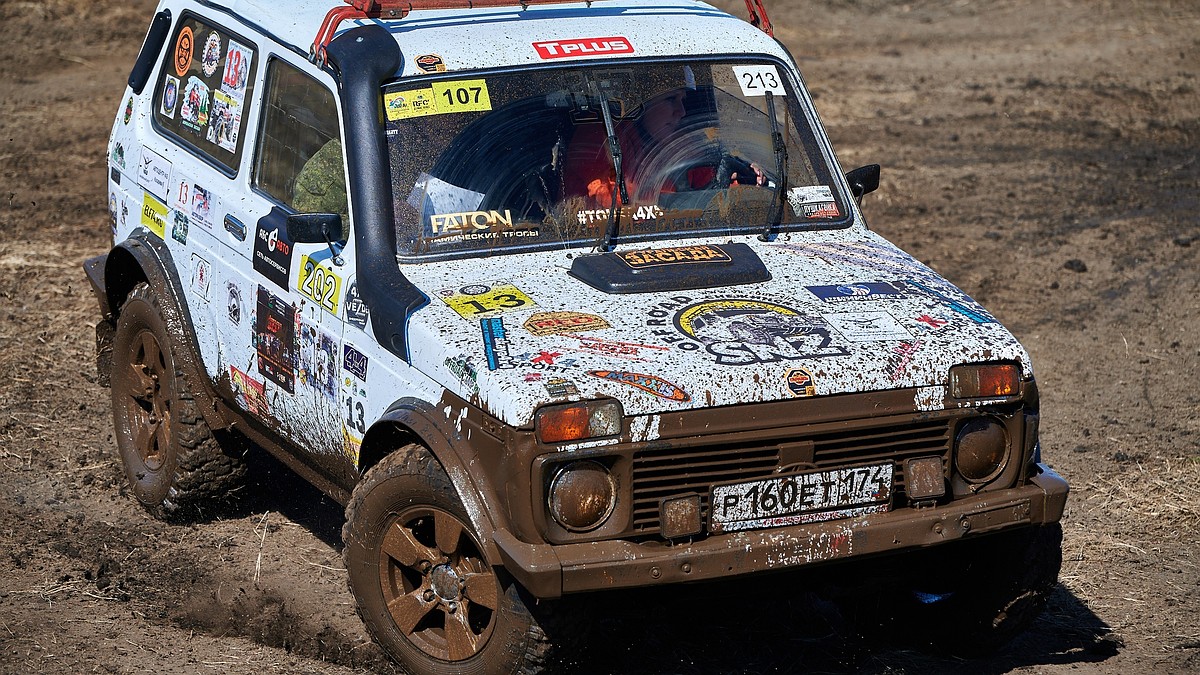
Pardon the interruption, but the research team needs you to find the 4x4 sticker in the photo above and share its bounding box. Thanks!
[298,255,342,316]
[588,370,690,403]
[253,221,293,289]
[255,285,296,393]
[670,298,850,366]
[439,282,534,320]
[140,193,167,240]
[173,26,194,77]
[532,37,633,60]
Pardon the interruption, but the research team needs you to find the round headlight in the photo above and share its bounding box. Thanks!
[954,417,1009,483]
[547,461,616,532]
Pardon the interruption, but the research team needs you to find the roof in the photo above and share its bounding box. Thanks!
[211,0,787,76]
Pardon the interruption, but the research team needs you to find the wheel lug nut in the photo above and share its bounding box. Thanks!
[447,601,458,614]
[422,590,435,602]
[419,561,432,573]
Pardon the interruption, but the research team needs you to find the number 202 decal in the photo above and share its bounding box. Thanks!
[299,255,342,315]
[732,65,786,97]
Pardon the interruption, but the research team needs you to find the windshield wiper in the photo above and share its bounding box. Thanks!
[596,89,629,252]
[759,91,788,241]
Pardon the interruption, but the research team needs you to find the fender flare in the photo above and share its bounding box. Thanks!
[364,398,508,563]
[99,234,228,429]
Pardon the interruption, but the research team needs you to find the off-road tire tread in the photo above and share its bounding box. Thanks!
[119,283,246,520]
[342,445,556,675]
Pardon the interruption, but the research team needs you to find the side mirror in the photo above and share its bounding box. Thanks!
[846,164,881,204]
[287,213,346,265]
[287,212,344,243]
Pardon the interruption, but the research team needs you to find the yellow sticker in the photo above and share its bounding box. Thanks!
[438,281,534,320]
[298,254,342,315]
[140,193,168,240]
[385,79,492,121]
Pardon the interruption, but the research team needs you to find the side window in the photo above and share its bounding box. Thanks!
[253,58,347,224]
[154,13,257,172]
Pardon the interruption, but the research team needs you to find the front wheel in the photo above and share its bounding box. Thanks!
[343,446,556,675]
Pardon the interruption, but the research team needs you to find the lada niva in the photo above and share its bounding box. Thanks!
[87,1,1068,672]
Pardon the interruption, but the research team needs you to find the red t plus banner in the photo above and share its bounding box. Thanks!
[532,37,633,59]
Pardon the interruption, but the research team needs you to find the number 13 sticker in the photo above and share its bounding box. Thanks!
[732,65,787,97]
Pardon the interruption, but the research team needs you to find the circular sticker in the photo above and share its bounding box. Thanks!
[459,284,491,296]
[162,77,178,112]
[173,26,194,77]
[201,31,222,77]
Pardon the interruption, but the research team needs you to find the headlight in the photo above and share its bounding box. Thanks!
[547,460,616,531]
[535,400,621,443]
[949,363,1019,398]
[954,417,1009,482]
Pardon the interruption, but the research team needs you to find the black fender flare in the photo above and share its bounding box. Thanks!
[93,234,228,429]
[363,397,508,563]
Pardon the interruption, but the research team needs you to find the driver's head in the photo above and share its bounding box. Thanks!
[639,66,696,138]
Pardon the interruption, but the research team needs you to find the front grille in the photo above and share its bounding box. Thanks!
[630,417,953,536]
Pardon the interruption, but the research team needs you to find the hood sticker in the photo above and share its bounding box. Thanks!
[668,298,850,366]
[440,281,534,320]
[524,311,610,336]
[588,370,690,403]
[786,368,816,397]
[822,311,912,342]
[618,244,731,268]
[806,282,906,303]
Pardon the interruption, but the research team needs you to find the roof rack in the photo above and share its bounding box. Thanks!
[310,0,774,66]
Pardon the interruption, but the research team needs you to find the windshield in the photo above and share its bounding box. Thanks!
[384,58,848,260]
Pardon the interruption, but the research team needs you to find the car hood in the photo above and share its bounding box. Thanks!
[402,229,1031,427]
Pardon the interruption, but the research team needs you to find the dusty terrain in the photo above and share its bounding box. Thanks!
[1,0,1197,673]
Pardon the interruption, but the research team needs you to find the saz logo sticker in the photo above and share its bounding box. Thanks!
[533,37,633,60]
[619,244,731,268]
[523,311,610,337]
[588,370,690,403]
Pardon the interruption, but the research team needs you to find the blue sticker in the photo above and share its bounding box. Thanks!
[806,282,906,303]
[902,279,995,324]
[481,317,516,371]
[343,344,368,381]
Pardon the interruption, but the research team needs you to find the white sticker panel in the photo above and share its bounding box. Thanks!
[732,65,786,97]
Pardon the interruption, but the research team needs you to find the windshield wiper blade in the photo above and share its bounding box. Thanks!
[597,89,629,252]
[760,91,788,241]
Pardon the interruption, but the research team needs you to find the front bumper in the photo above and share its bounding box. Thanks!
[494,464,1068,598]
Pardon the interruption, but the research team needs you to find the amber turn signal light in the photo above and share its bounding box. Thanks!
[949,363,1019,398]
[535,401,622,444]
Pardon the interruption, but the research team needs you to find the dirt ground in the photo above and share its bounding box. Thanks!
[1,0,1197,673]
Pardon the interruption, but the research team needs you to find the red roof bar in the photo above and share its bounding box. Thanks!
[310,0,774,65]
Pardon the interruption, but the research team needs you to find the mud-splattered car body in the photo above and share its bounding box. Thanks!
[87,0,1067,670]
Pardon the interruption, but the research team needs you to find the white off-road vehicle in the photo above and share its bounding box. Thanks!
[87,1,1068,672]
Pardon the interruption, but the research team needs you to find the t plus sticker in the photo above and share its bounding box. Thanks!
[532,37,633,60]
[732,65,786,97]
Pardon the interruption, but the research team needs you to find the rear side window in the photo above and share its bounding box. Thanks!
[153,13,258,173]
[252,58,345,221]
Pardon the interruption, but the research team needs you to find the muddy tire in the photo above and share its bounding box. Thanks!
[110,282,245,519]
[343,445,555,675]
[898,523,1063,656]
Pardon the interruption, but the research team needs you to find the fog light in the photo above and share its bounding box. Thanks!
[904,456,946,501]
[548,461,616,532]
[954,417,1009,482]
[660,494,702,539]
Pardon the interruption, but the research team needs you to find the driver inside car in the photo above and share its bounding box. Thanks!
[563,66,764,209]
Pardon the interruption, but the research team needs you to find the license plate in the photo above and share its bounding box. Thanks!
[709,462,893,533]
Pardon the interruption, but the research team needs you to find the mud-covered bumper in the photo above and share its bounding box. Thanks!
[494,465,1068,598]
